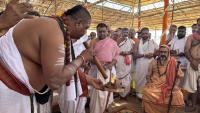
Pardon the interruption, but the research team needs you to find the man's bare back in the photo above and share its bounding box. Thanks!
[13,17,64,91]
[1,5,97,94]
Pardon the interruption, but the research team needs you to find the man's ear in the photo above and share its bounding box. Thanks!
[61,15,72,27]
[61,14,68,21]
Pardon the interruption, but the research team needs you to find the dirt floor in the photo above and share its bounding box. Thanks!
[53,93,198,113]
[86,94,198,113]
[109,95,198,113]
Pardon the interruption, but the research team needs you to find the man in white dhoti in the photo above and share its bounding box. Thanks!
[183,18,200,112]
[0,5,103,113]
[115,28,134,98]
[135,27,158,99]
[59,35,89,113]
[90,23,120,113]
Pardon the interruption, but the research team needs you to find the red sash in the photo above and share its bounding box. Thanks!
[0,61,31,96]
[78,69,88,97]
[124,55,131,65]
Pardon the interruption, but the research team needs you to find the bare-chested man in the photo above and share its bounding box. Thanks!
[0,5,102,113]
[183,18,200,112]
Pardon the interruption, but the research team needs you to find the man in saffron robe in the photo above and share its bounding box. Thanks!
[143,45,184,113]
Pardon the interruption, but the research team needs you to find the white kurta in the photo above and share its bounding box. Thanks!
[135,39,158,98]
[116,37,134,97]
[169,37,188,69]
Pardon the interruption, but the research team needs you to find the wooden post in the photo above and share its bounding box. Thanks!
[138,0,141,30]
[160,0,169,45]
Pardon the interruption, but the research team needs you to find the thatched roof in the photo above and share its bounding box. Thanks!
[1,0,199,30]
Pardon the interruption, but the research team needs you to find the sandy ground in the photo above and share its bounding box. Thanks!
[85,94,198,113]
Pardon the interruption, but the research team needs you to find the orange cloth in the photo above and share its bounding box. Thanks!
[78,69,88,97]
[0,61,31,96]
[159,57,177,103]
[142,58,184,113]
[124,55,131,65]
[160,0,169,45]
[143,101,177,113]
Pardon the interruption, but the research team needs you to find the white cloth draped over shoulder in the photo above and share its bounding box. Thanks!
[169,37,188,69]
[116,37,134,97]
[0,27,38,113]
[135,39,158,98]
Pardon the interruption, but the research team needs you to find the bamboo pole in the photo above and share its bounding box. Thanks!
[138,0,141,30]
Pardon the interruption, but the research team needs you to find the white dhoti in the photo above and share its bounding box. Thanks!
[59,78,83,113]
[116,38,133,97]
[58,97,86,113]
[0,81,38,113]
[135,58,153,98]
[135,39,158,98]
[0,27,51,113]
[117,74,131,97]
[59,35,88,113]
[183,63,200,93]
[90,69,113,113]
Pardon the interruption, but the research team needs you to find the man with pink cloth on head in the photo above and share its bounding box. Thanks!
[89,23,120,113]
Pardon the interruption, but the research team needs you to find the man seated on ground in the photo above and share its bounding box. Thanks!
[143,45,184,113]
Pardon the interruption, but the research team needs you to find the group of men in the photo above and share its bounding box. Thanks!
[0,0,200,113]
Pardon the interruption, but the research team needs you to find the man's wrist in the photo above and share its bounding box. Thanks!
[78,55,85,65]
